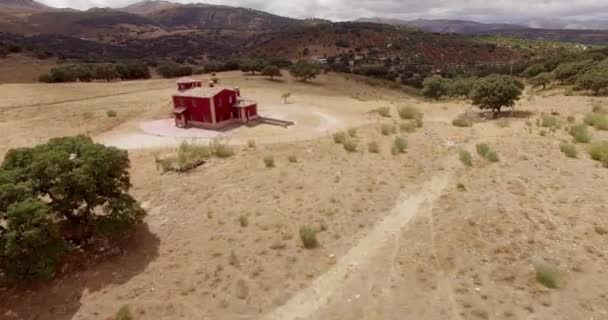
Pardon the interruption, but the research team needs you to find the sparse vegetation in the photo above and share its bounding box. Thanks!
[476,143,499,162]
[299,226,319,249]
[560,143,578,158]
[535,264,560,289]
[457,183,467,192]
[368,141,380,153]
[421,75,449,100]
[541,114,560,128]
[264,155,275,168]
[343,139,358,153]
[289,61,320,82]
[262,65,282,80]
[247,139,256,148]
[570,124,592,143]
[348,128,358,137]
[589,141,608,167]
[459,149,473,167]
[176,141,211,171]
[239,215,249,227]
[453,112,476,127]
[281,92,291,104]
[584,112,608,130]
[333,131,347,144]
[106,110,117,118]
[115,305,133,320]
[372,107,391,118]
[398,106,423,120]
[288,155,298,163]
[380,124,396,136]
[391,136,408,155]
[400,121,417,133]
[211,140,235,158]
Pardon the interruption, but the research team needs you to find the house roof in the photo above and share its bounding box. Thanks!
[173,86,232,99]
[233,99,257,108]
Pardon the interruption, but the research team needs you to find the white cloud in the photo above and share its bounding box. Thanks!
[35,0,608,22]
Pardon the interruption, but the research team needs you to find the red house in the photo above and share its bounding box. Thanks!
[172,82,258,129]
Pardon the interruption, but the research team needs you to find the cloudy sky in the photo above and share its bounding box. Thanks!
[36,0,608,22]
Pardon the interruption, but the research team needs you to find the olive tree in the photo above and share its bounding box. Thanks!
[289,61,320,82]
[470,74,524,113]
[421,75,449,100]
[576,60,608,95]
[0,135,146,280]
[529,72,553,90]
[262,65,282,80]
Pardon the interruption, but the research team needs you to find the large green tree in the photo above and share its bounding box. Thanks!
[470,74,524,113]
[0,136,146,280]
[421,75,449,100]
[576,60,608,95]
[289,61,320,82]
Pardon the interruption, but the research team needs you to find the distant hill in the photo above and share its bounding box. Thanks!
[357,18,526,34]
[356,18,608,45]
[0,0,51,13]
[119,0,179,15]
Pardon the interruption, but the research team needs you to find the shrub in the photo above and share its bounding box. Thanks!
[106,110,117,118]
[522,63,546,78]
[239,215,249,227]
[264,155,275,168]
[398,106,422,120]
[459,149,473,167]
[575,61,608,95]
[535,264,559,289]
[210,140,234,158]
[348,128,358,137]
[471,74,524,113]
[421,75,449,100]
[391,136,408,154]
[0,136,145,281]
[584,112,608,130]
[177,141,211,171]
[541,114,560,128]
[570,124,591,143]
[115,305,133,320]
[456,183,467,192]
[288,155,298,163]
[281,92,291,103]
[453,112,475,127]
[567,115,576,123]
[372,107,391,118]
[560,143,578,158]
[476,143,499,162]
[589,141,608,167]
[380,124,396,136]
[247,139,256,148]
[368,141,380,153]
[333,131,347,144]
[447,77,477,98]
[299,226,319,249]
[343,139,358,153]
[400,122,417,133]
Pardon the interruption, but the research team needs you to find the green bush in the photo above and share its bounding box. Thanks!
[570,124,592,143]
[560,143,578,158]
[459,149,473,167]
[447,77,477,98]
[421,75,449,100]
[391,136,408,154]
[589,141,608,167]
[541,114,560,128]
[289,61,320,82]
[535,264,559,289]
[299,226,319,249]
[156,63,193,78]
[476,143,499,162]
[584,112,608,130]
[115,305,134,320]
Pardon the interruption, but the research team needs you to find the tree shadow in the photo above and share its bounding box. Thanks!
[0,223,160,320]
[482,110,534,119]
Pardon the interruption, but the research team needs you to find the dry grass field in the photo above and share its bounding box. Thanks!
[1,72,608,320]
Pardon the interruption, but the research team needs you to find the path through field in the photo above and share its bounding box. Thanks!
[265,173,451,320]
